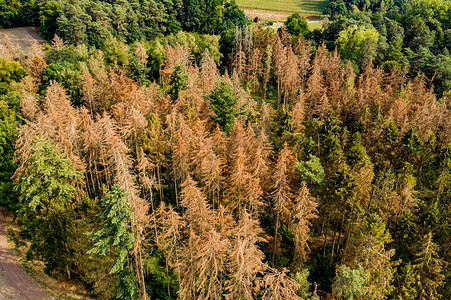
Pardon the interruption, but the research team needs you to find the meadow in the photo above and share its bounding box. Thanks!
[236,0,329,15]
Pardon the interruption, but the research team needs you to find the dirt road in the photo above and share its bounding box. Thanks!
[0,208,51,300]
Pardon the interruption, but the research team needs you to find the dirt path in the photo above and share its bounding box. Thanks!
[0,208,51,300]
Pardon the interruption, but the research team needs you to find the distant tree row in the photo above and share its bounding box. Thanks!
[322,0,451,97]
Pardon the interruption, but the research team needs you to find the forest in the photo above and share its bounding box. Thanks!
[0,0,450,299]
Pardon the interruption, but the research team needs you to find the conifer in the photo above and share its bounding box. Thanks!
[226,209,266,300]
[271,143,295,266]
[292,182,318,269]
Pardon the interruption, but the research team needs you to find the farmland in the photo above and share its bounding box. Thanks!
[236,0,329,15]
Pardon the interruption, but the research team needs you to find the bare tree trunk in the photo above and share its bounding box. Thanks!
[336,213,345,254]
[272,213,280,267]
[322,215,329,256]
[277,75,281,110]
[329,229,337,266]
[157,166,164,203]
[342,220,352,263]
[166,259,171,297]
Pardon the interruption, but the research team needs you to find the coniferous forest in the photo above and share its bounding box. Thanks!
[0,0,450,299]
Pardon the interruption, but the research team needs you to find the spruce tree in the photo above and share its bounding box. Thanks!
[88,185,138,300]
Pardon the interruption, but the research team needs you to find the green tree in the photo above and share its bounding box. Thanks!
[294,268,312,299]
[345,213,396,299]
[41,61,82,104]
[332,264,366,300]
[168,65,188,101]
[183,0,224,34]
[335,25,380,69]
[16,137,82,273]
[0,58,27,94]
[208,80,238,134]
[413,232,445,300]
[39,0,61,40]
[295,154,326,193]
[0,97,20,209]
[88,185,139,300]
[391,262,417,300]
[285,12,309,38]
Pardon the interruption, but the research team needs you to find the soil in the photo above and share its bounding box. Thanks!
[0,208,52,300]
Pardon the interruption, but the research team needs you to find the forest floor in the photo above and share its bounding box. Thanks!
[0,209,93,300]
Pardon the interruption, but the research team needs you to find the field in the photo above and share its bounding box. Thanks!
[0,27,44,56]
[236,0,329,15]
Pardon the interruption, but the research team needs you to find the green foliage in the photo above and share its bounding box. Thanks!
[102,37,129,66]
[0,96,20,209]
[294,269,312,299]
[349,213,395,299]
[333,264,366,300]
[168,65,188,101]
[346,132,367,166]
[391,262,417,300]
[216,0,248,61]
[16,137,82,273]
[39,0,61,40]
[0,58,27,90]
[183,0,224,34]
[324,0,348,16]
[413,232,446,299]
[335,24,380,68]
[0,0,40,27]
[208,80,238,134]
[319,113,343,166]
[88,184,138,299]
[285,13,309,38]
[295,154,326,191]
[41,61,82,104]
[145,250,179,299]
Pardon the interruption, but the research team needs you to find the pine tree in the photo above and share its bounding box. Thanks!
[180,175,214,234]
[209,80,239,134]
[413,232,445,299]
[332,264,367,300]
[281,46,299,108]
[271,143,295,266]
[261,266,301,300]
[392,263,417,300]
[272,36,286,110]
[226,208,266,299]
[262,45,272,101]
[248,48,262,99]
[16,137,83,273]
[195,229,229,299]
[88,185,138,299]
[344,213,396,299]
[291,182,318,269]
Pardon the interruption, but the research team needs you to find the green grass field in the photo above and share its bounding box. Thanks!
[236,0,329,15]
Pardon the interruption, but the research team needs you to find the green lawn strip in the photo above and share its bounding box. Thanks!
[236,0,329,15]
